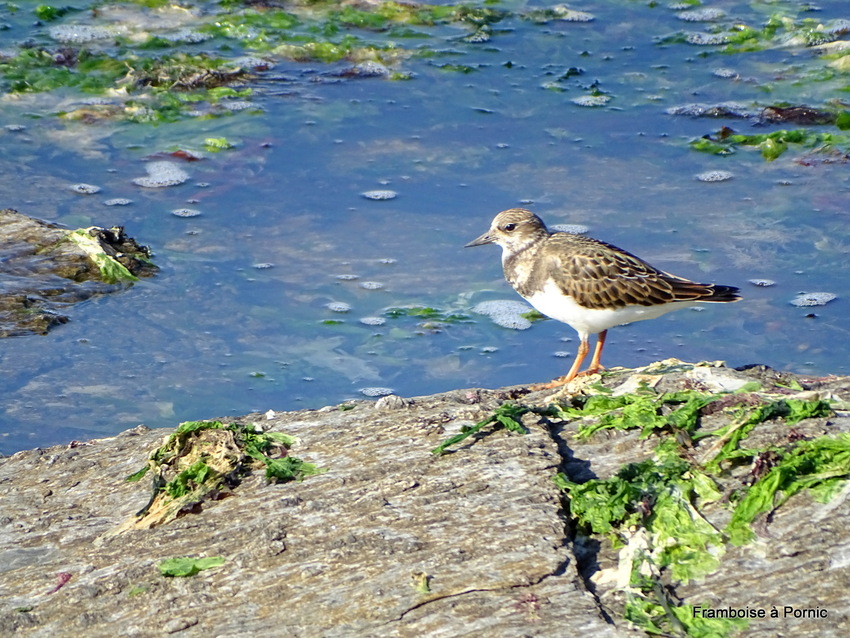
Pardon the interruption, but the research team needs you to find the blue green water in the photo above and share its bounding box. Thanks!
[1,0,848,453]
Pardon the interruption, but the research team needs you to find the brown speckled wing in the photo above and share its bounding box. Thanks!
[544,234,728,309]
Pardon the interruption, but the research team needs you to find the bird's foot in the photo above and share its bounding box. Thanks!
[580,364,606,376]
[530,375,574,391]
[531,365,606,391]
[534,371,604,401]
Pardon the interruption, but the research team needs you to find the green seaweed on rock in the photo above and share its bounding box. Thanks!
[702,397,833,471]
[119,420,324,532]
[158,556,225,577]
[726,433,850,545]
[555,388,720,439]
[432,402,531,455]
[556,439,724,581]
[34,4,73,21]
[556,438,742,637]
[553,382,839,636]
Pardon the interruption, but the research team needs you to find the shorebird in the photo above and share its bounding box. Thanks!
[466,208,741,387]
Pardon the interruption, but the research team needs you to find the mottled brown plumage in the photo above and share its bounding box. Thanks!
[466,208,741,387]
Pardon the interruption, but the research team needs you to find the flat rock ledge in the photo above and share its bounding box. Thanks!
[1,361,849,637]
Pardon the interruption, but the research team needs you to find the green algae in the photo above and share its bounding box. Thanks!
[199,9,301,49]
[556,388,721,439]
[431,402,532,455]
[0,0,514,122]
[66,229,140,284]
[384,306,471,323]
[203,136,236,151]
[703,398,833,471]
[122,420,324,531]
[432,375,840,637]
[33,4,73,21]
[726,433,850,545]
[158,556,225,577]
[4,0,849,129]
[0,49,126,94]
[691,128,850,161]
[556,439,745,637]
[550,383,840,637]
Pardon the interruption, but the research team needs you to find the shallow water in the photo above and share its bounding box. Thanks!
[1,0,848,453]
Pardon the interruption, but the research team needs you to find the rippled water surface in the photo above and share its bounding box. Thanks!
[1,0,849,453]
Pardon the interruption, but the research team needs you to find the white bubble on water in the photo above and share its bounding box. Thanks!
[713,68,739,79]
[551,223,590,234]
[686,32,729,45]
[361,190,397,200]
[172,208,201,218]
[48,24,126,43]
[160,29,212,44]
[472,300,534,330]
[552,6,595,21]
[571,95,611,107]
[326,302,351,313]
[360,386,395,397]
[696,170,734,182]
[790,292,837,307]
[677,8,725,22]
[133,161,189,188]
[70,183,101,194]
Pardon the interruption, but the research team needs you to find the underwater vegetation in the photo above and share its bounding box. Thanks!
[1,0,848,138]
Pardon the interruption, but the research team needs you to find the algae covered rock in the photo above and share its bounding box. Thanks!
[0,208,156,336]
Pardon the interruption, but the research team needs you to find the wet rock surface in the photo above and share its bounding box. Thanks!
[1,361,848,637]
[0,209,156,336]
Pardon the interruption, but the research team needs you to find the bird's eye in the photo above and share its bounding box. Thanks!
[504,223,517,232]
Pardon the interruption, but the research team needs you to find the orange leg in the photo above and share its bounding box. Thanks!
[585,329,607,375]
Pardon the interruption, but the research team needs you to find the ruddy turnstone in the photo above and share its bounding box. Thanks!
[466,208,741,387]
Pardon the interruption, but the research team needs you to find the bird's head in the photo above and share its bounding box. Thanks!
[465,208,549,254]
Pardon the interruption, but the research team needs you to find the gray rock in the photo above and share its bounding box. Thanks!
[0,209,156,336]
[1,362,848,636]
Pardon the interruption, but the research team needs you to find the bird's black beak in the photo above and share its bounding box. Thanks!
[465,231,494,248]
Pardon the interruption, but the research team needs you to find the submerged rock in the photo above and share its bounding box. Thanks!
[0,209,156,337]
[358,386,395,397]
